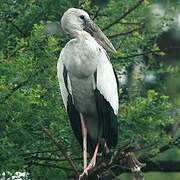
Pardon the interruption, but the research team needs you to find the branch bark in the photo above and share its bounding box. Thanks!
[143,160,180,172]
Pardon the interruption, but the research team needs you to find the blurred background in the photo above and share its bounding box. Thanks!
[0,0,179,179]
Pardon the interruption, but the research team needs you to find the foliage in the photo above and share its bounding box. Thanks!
[0,0,179,179]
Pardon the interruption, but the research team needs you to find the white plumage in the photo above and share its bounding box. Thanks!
[96,49,119,115]
[57,32,118,114]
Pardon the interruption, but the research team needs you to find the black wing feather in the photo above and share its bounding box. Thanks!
[94,70,118,148]
[94,89,118,148]
[67,94,83,147]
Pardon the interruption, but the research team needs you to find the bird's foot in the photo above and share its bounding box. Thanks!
[79,168,88,180]
[79,172,87,180]
[79,143,99,179]
[79,157,97,179]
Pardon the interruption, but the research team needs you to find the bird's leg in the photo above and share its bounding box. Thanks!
[80,113,87,170]
[79,114,99,178]
[79,143,99,179]
[83,142,99,174]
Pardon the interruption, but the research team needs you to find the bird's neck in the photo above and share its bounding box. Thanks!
[71,30,92,40]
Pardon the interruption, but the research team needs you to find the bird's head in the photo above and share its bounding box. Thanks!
[61,8,117,53]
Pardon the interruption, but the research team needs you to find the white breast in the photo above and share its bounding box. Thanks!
[61,33,100,78]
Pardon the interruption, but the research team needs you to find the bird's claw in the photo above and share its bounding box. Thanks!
[79,159,96,179]
[79,170,88,180]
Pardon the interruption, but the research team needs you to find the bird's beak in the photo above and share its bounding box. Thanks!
[85,19,117,53]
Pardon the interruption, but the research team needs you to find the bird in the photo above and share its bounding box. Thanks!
[57,8,119,177]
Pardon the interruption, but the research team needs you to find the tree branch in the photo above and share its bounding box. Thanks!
[103,138,180,179]
[92,7,101,20]
[41,126,79,178]
[115,47,180,60]
[24,138,180,179]
[30,161,77,171]
[26,156,82,162]
[75,0,81,8]
[102,0,144,31]
[94,160,180,180]
[39,127,145,180]
[158,138,180,154]
[79,141,145,180]
[10,21,26,37]
[115,50,156,60]
[5,17,26,37]
[21,149,60,156]
[108,28,140,39]
[143,160,180,172]
[141,138,180,161]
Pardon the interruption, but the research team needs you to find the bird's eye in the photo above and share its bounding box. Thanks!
[80,15,85,20]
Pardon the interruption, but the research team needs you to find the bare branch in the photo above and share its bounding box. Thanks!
[144,138,180,160]
[120,22,142,26]
[143,160,180,172]
[5,17,26,37]
[108,28,140,39]
[26,156,82,162]
[115,47,180,60]
[102,0,144,31]
[22,138,180,179]
[75,0,81,8]
[41,126,79,177]
[10,21,26,37]
[92,7,101,20]
[30,161,77,171]
[79,141,145,180]
[22,149,60,156]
